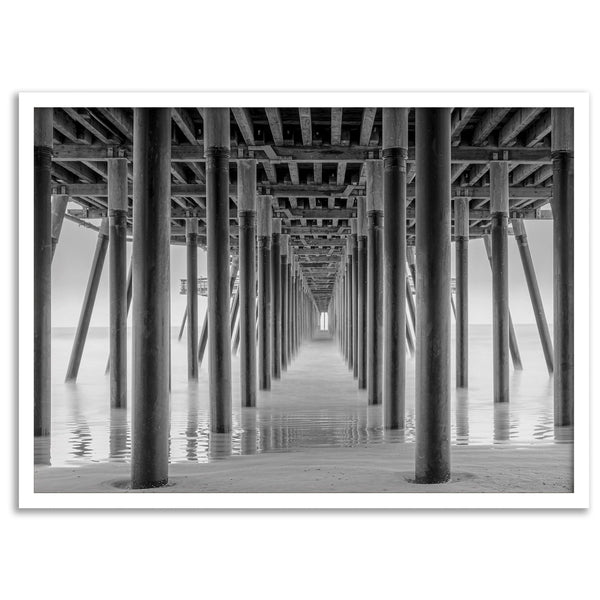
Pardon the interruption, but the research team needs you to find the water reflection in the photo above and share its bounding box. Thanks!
[493,403,510,444]
[241,409,258,455]
[109,408,129,461]
[34,436,51,466]
[209,432,232,459]
[455,389,470,445]
[185,385,200,462]
[66,384,93,460]
[43,325,566,468]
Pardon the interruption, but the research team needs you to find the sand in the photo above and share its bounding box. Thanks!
[34,442,573,494]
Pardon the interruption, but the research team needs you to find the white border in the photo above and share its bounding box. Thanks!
[19,92,590,509]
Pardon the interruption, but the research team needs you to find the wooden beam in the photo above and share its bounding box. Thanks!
[336,162,347,185]
[359,108,377,146]
[472,108,511,145]
[265,108,284,145]
[524,111,551,147]
[499,108,544,147]
[63,108,115,144]
[53,110,91,144]
[172,108,199,143]
[96,108,133,139]
[298,108,312,145]
[331,108,343,145]
[232,108,255,145]
[51,143,553,164]
[57,182,553,202]
[451,107,477,145]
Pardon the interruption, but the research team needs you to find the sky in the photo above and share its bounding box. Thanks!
[51,209,554,328]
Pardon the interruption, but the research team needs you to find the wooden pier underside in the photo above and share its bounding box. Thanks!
[49,107,555,311]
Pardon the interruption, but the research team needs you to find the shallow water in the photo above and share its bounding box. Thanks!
[35,324,571,467]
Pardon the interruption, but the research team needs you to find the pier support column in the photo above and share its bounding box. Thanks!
[131,108,171,489]
[34,108,53,437]
[455,197,469,388]
[415,108,451,484]
[346,236,354,370]
[552,108,574,426]
[351,221,359,379]
[272,218,282,379]
[186,218,199,380]
[512,219,554,374]
[108,158,128,407]
[50,193,69,260]
[65,218,109,382]
[490,162,510,403]
[281,234,289,371]
[238,159,257,407]
[357,197,367,389]
[366,161,384,405]
[483,235,522,370]
[205,108,232,433]
[258,195,272,390]
[383,108,408,429]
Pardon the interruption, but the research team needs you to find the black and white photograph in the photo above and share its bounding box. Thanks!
[3,3,598,599]
[20,95,587,505]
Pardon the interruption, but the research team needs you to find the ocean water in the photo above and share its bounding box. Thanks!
[36,324,571,467]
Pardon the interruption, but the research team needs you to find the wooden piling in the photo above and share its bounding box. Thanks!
[272,218,282,379]
[131,108,171,489]
[351,221,359,379]
[238,159,257,407]
[205,108,232,433]
[551,107,574,427]
[357,197,367,389]
[383,108,408,429]
[186,218,199,380]
[512,219,554,374]
[366,161,384,405]
[454,197,469,388]
[483,235,523,370]
[415,108,451,484]
[258,195,272,390]
[50,194,69,260]
[65,218,109,382]
[108,158,128,407]
[490,162,510,403]
[346,236,354,370]
[281,233,289,371]
[34,108,53,437]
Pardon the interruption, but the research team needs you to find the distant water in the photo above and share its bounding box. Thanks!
[36,324,571,467]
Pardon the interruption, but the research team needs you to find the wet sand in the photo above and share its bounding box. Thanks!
[35,442,573,493]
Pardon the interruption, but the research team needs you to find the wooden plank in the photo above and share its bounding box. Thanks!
[359,108,377,146]
[451,163,469,183]
[451,107,477,145]
[63,108,114,144]
[172,108,199,143]
[265,108,284,145]
[524,111,551,147]
[472,108,511,145]
[56,182,553,201]
[288,163,300,185]
[51,143,553,164]
[511,163,540,185]
[526,164,553,186]
[336,162,347,185]
[331,108,343,145]
[232,108,255,145]
[499,108,544,147]
[96,108,133,139]
[314,163,323,185]
[53,110,91,144]
[298,108,312,145]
